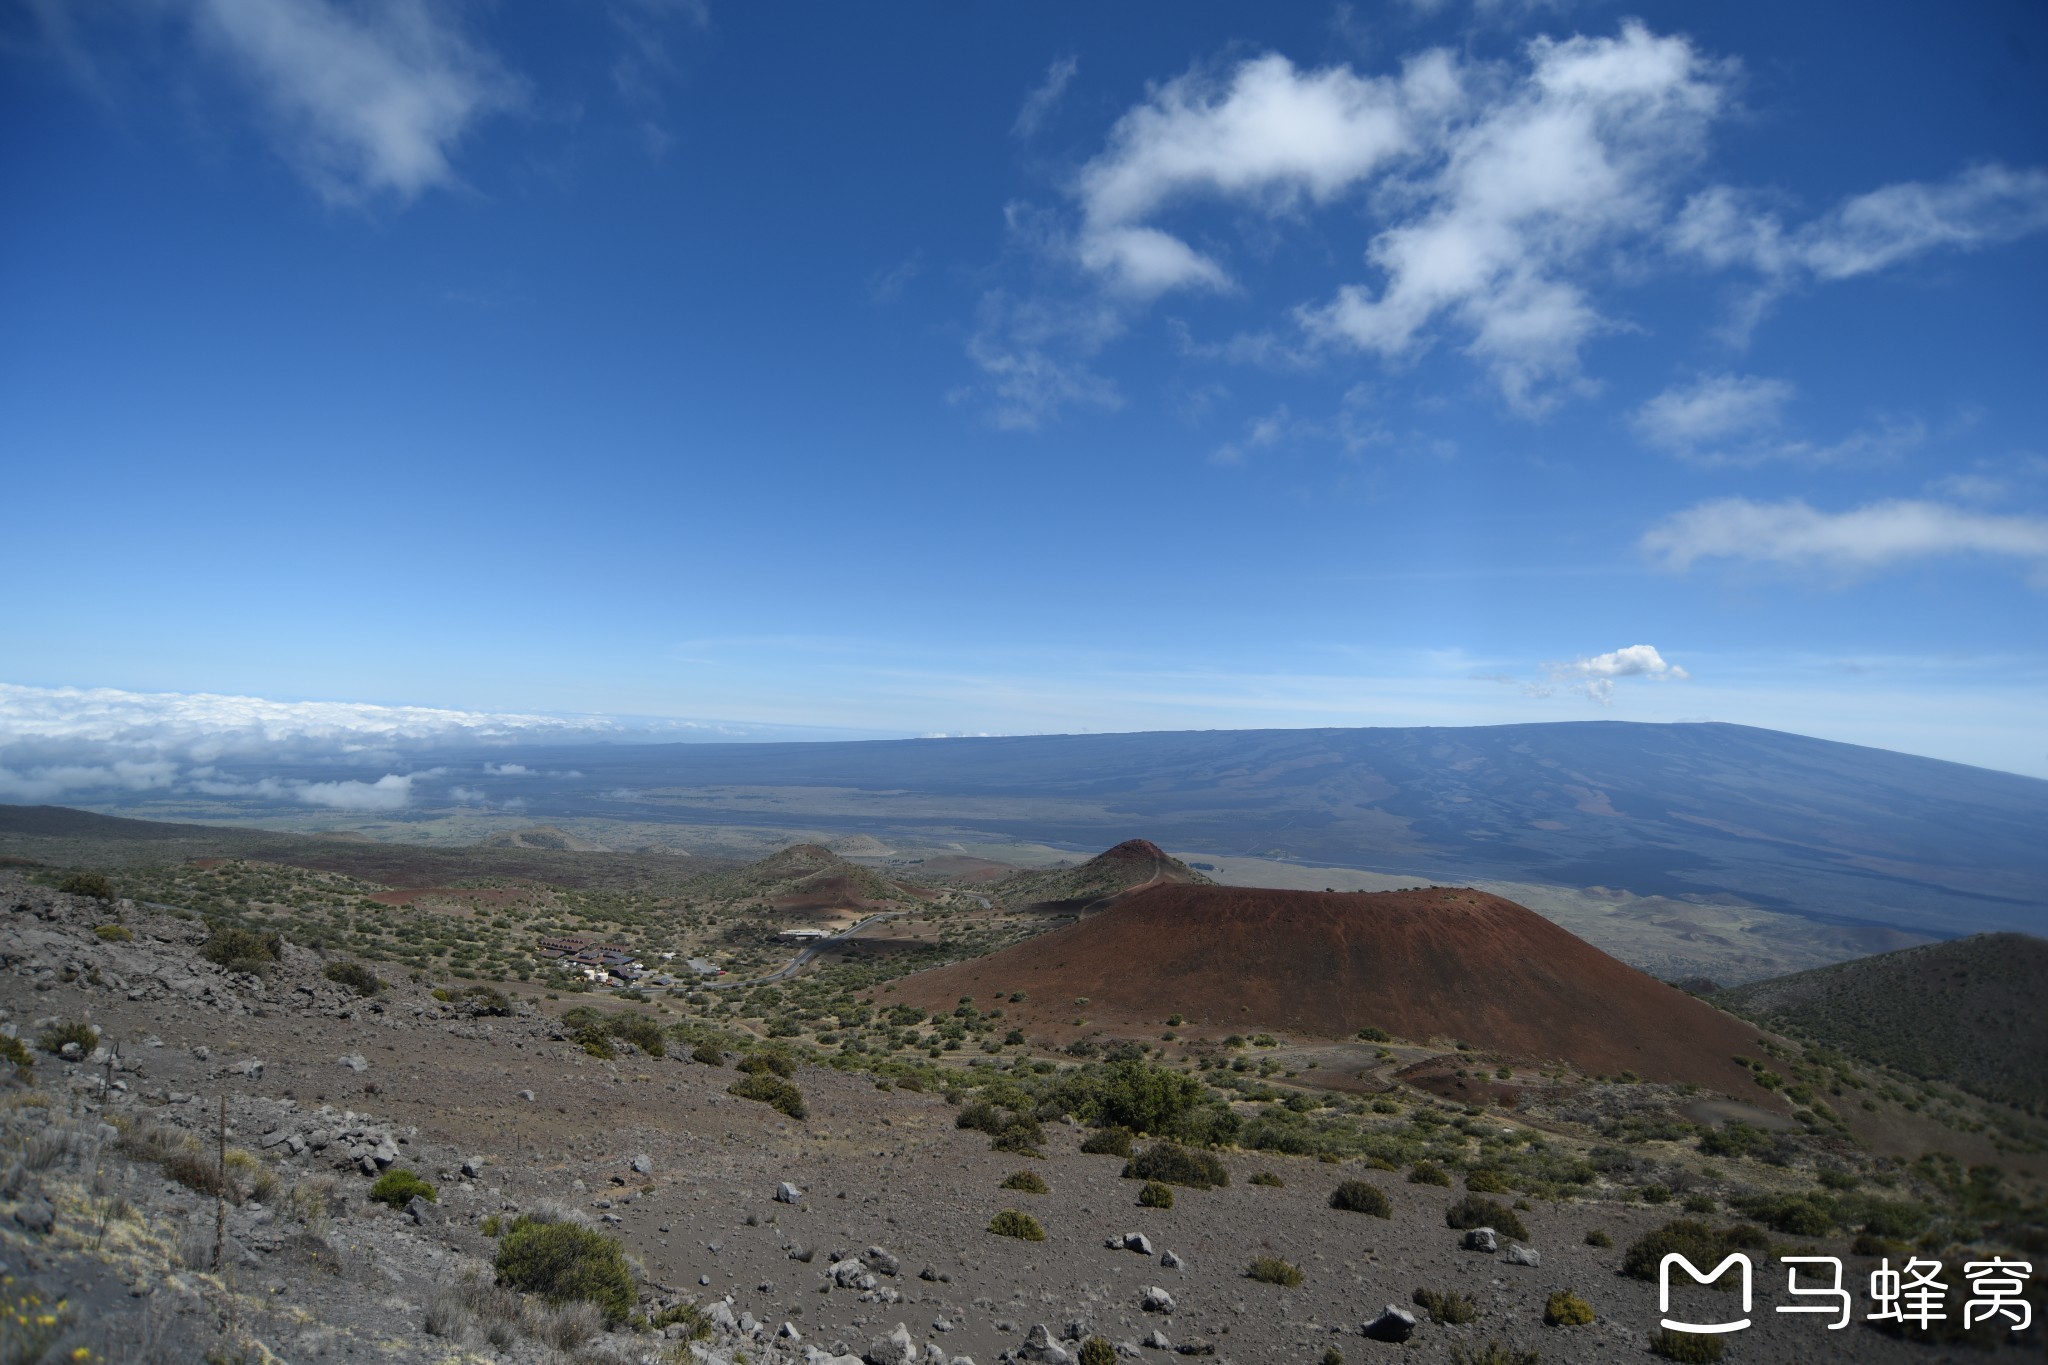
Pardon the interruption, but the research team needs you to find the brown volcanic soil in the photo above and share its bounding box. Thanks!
[892,883,1782,1103]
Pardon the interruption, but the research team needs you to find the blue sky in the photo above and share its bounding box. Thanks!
[4,0,2047,787]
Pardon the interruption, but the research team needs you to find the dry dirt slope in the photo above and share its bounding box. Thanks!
[892,883,1782,1103]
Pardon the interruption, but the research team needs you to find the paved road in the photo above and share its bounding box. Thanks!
[706,910,909,988]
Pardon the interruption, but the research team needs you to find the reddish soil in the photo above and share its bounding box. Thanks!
[889,883,1784,1104]
[1092,837,1176,865]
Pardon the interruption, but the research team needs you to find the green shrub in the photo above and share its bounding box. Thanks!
[35,1020,98,1056]
[1080,1126,1134,1157]
[1137,1180,1175,1209]
[1095,1059,1207,1136]
[1649,1327,1724,1362]
[1409,1161,1453,1187]
[1544,1289,1596,1326]
[1247,1256,1304,1287]
[1249,1171,1284,1187]
[1450,1342,1541,1365]
[991,1117,1046,1156]
[1320,1351,1343,1365]
[93,924,133,942]
[1001,1170,1049,1194]
[201,924,282,974]
[1355,1026,1390,1042]
[480,1214,503,1237]
[0,1034,34,1074]
[1622,1221,1746,1285]
[324,960,383,996]
[369,1169,437,1209]
[645,1302,713,1340]
[1681,1193,1717,1214]
[691,1042,725,1067]
[729,1073,807,1120]
[1078,1338,1115,1365]
[1123,1142,1228,1189]
[1407,1285,1476,1324]
[738,1049,795,1078]
[1444,1195,1528,1240]
[495,1216,636,1322]
[1330,1180,1392,1218]
[1585,1228,1614,1248]
[988,1208,1045,1241]
[59,873,115,901]
[1641,1184,1673,1205]
[1465,1167,1510,1193]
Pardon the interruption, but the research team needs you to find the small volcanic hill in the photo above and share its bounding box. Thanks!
[702,843,927,916]
[1712,932,2048,1112]
[893,882,1777,1100]
[993,838,1212,912]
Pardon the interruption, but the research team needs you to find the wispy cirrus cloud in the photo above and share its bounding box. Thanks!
[1013,54,1079,139]
[185,0,523,204]
[1641,497,2048,584]
[1630,373,1923,467]
[1673,164,2048,336]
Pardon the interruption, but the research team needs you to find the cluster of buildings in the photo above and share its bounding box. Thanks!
[535,935,724,988]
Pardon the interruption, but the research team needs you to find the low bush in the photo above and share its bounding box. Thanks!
[495,1215,636,1322]
[1330,1180,1392,1218]
[1544,1289,1596,1326]
[691,1042,725,1067]
[738,1049,795,1078]
[729,1073,807,1119]
[1649,1327,1725,1362]
[1080,1126,1135,1157]
[1445,1195,1528,1240]
[35,1020,98,1056]
[1137,1180,1175,1209]
[201,924,282,974]
[0,1034,33,1074]
[1585,1228,1614,1248]
[1409,1161,1453,1187]
[563,1007,662,1057]
[59,872,115,901]
[1355,1026,1390,1042]
[991,1116,1046,1156]
[1413,1287,1479,1324]
[1465,1167,1510,1193]
[369,1169,438,1209]
[988,1208,1046,1241]
[644,1302,713,1341]
[1001,1170,1049,1194]
[1249,1171,1284,1187]
[1622,1220,1747,1285]
[1450,1342,1540,1365]
[1123,1142,1228,1189]
[1078,1337,1116,1365]
[324,960,383,996]
[1247,1256,1304,1287]
[93,924,132,942]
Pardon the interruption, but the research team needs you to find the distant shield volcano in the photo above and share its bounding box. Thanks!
[893,881,1779,1099]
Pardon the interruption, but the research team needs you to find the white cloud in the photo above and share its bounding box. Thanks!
[449,785,487,804]
[1673,164,2048,332]
[1302,23,1728,413]
[957,289,1124,430]
[483,762,536,776]
[295,773,416,811]
[1074,51,1440,297]
[1632,373,1793,449]
[1061,24,1730,413]
[187,0,520,204]
[1547,644,1690,704]
[1630,373,1924,467]
[1210,404,1295,465]
[1640,497,2048,581]
[1013,54,1079,139]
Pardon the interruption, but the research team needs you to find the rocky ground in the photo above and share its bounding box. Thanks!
[1,872,2037,1364]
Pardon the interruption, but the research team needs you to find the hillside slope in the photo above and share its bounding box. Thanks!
[1712,933,2048,1113]
[891,882,1780,1100]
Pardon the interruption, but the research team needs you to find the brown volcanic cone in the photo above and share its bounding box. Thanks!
[893,882,1778,1101]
